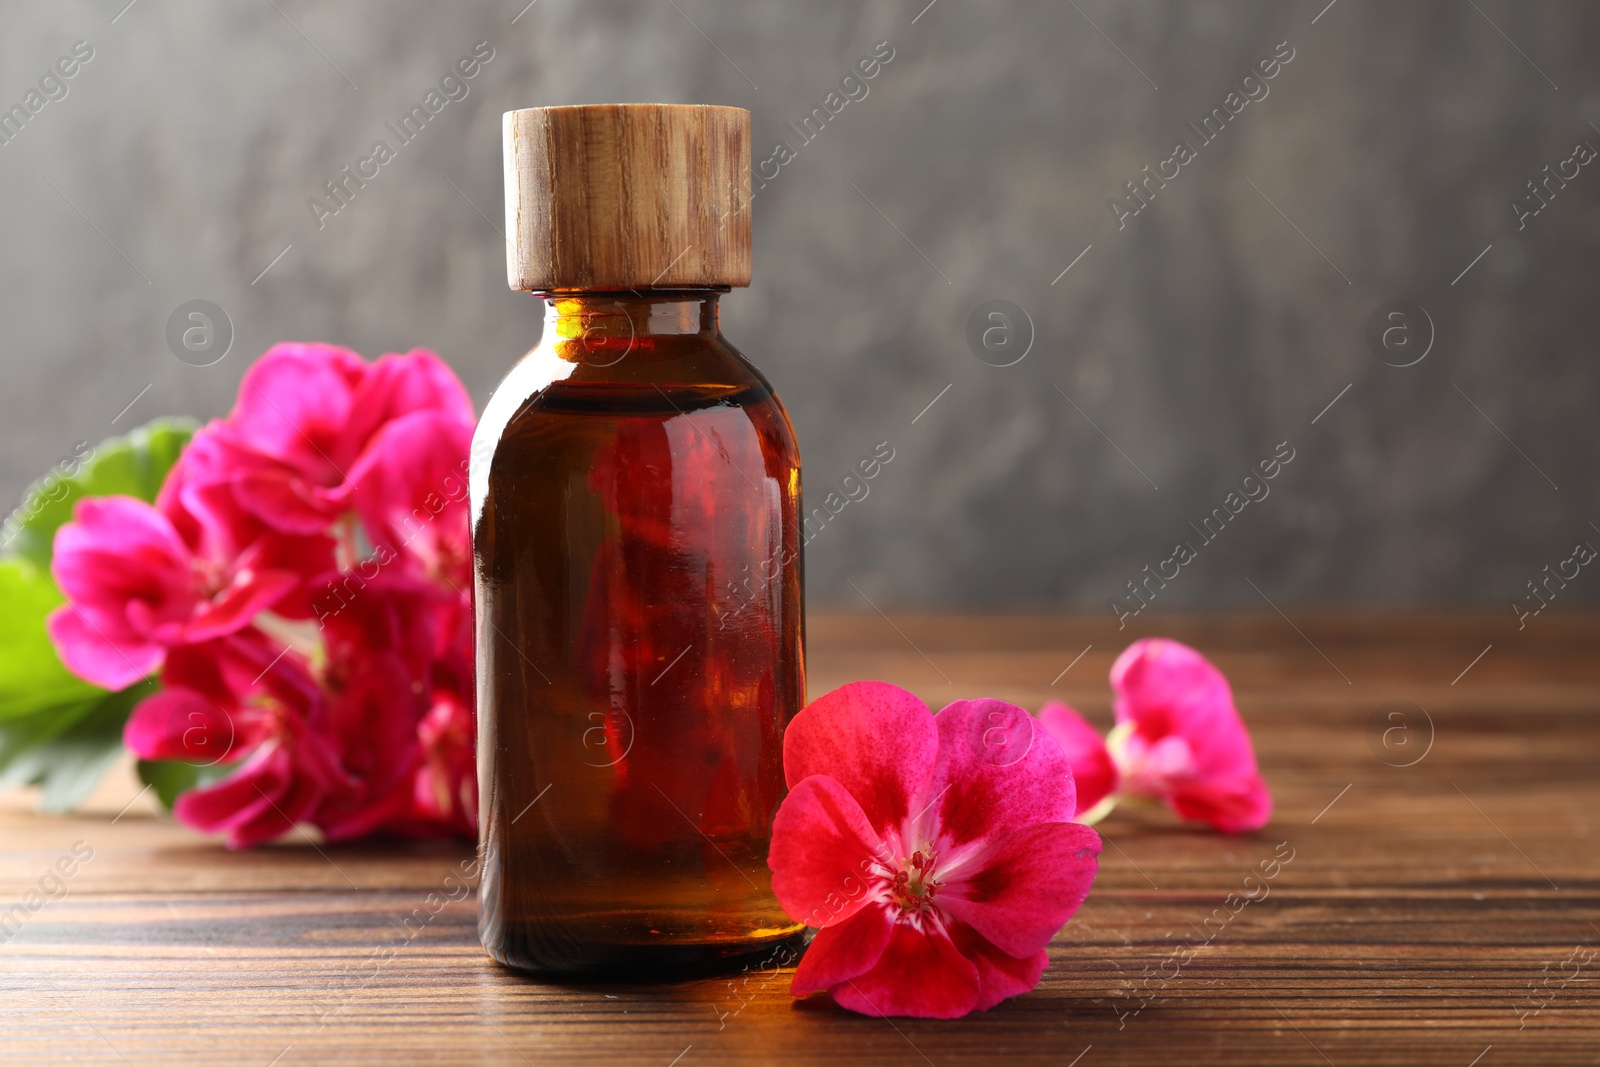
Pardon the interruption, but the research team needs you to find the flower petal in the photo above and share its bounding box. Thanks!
[769,775,885,930]
[1111,638,1257,775]
[925,699,1077,847]
[50,497,196,661]
[54,496,191,580]
[45,604,162,690]
[123,686,239,764]
[173,745,314,848]
[158,427,241,554]
[939,821,1101,958]
[173,756,277,831]
[232,533,340,622]
[229,342,366,469]
[161,632,318,720]
[947,921,1051,1011]
[791,904,895,996]
[1169,772,1274,834]
[313,651,426,841]
[185,569,300,642]
[347,409,473,581]
[345,348,476,449]
[1111,638,1272,831]
[830,916,981,1019]
[782,681,939,835]
[230,463,348,535]
[1037,702,1119,818]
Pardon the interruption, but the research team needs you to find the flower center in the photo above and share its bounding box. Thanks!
[1107,720,1196,798]
[889,847,942,914]
[190,555,229,599]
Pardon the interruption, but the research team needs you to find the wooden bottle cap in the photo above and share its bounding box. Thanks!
[503,104,751,292]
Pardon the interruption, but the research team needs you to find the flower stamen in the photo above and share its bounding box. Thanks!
[890,846,942,915]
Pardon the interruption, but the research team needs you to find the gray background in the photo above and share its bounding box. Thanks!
[3,0,1597,615]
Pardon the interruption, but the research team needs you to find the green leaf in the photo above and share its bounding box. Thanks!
[4,417,197,569]
[137,757,232,811]
[0,679,155,812]
[0,418,197,812]
[0,558,102,720]
[0,697,99,765]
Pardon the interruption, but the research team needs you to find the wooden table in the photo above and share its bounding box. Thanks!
[3,614,1597,1066]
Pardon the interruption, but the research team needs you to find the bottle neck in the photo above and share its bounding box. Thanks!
[542,290,723,344]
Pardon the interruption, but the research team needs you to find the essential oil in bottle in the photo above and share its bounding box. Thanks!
[471,104,807,977]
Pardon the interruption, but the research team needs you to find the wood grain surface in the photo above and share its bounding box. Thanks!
[2,613,1597,1066]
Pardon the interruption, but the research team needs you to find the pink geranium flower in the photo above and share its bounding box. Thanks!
[189,343,474,535]
[1034,702,1118,818]
[50,339,479,847]
[1040,638,1272,833]
[348,410,474,586]
[413,690,477,837]
[768,682,1101,1018]
[309,573,451,840]
[46,493,331,690]
[124,580,476,846]
[123,632,342,848]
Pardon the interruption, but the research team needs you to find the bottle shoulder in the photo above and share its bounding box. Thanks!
[478,332,791,425]
[469,332,798,518]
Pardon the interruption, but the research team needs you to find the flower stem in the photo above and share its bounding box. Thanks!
[1076,794,1119,826]
[334,512,361,572]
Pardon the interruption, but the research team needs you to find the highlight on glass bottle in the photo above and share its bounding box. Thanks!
[472,104,806,976]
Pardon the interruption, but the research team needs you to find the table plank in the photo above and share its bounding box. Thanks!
[2,614,1597,1065]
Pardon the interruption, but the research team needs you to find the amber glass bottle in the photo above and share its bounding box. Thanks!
[472,105,806,976]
